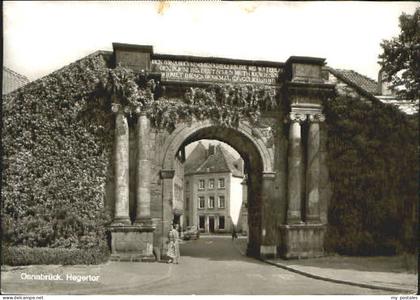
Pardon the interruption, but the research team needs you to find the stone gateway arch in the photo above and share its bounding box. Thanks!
[107,43,334,261]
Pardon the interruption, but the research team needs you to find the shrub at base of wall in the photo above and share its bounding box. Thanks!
[1,245,110,266]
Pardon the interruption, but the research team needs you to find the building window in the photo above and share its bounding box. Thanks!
[198,196,205,209]
[209,196,215,208]
[219,216,225,229]
[209,178,215,189]
[185,197,189,210]
[199,216,205,230]
[199,179,205,190]
[186,180,190,191]
[218,196,225,208]
[218,178,225,188]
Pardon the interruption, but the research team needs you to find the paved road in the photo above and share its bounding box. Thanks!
[1,236,390,295]
[128,236,387,295]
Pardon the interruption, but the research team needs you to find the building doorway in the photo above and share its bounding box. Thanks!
[209,216,215,233]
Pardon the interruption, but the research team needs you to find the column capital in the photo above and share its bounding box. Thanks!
[160,169,175,179]
[288,112,307,123]
[133,106,148,116]
[111,103,121,113]
[308,113,326,123]
[112,103,132,115]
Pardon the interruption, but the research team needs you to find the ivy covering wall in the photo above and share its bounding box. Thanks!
[2,53,114,263]
[2,51,417,264]
[1,53,278,264]
[324,95,418,255]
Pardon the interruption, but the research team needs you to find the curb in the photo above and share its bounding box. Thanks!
[262,259,417,294]
[232,240,416,294]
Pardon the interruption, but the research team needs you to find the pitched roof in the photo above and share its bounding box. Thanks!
[184,142,207,174]
[3,66,30,95]
[332,69,379,95]
[328,67,418,115]
[186,144,244,177]
[327,68,380,102]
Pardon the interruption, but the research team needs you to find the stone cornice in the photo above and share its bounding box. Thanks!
[113,43,154,54]
[284,81,336,98]
[152,53,285,68]
[262,172,276,180]
[108,224,156,232]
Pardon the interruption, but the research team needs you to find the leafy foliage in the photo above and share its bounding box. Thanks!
[101,66,156,110]
[148,85,278,131]
[378,7,420,100]
[1,52,277,264]
[2,53,113,255]
[2,245,109,265]
[98,65,278,131]
[324,94,418,255]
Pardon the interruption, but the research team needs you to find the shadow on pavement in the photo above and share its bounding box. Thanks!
[179,236,263,264]
[277,254,418,274]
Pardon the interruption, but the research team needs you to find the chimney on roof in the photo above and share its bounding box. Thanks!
[377,69,393,96]
[208,144,215,156]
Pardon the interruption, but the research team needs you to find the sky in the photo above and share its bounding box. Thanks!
[186,140,240,160]
[3,1,419,82]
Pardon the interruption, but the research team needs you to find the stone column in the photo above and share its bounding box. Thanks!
[305,113,325,223]
[160,169,175,253]
[286,112,306,224]
[260,172,277,258]
[112,104,130,225]
[134,110,153,226]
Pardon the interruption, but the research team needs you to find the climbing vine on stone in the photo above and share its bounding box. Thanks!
[100,66,156,110]
[147,84,278,131]
[2,53,278,264]
[2,53,114,257]
[97,65,279,131]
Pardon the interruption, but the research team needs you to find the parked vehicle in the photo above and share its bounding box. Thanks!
[183,225,200,240]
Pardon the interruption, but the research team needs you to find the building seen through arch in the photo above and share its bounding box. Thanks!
[182,141,246,234]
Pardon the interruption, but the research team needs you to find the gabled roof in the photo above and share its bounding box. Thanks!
[327,68,418,115]
[3,66,30,95]
[332,69,379,95]
[186,144,244,177]
[184,142,207,174]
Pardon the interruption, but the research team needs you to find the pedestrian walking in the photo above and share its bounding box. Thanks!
[232,227,238,240]
[167,224,181,264]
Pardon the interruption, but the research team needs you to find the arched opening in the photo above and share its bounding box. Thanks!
[181,140,246,234]
[161,122,271,257]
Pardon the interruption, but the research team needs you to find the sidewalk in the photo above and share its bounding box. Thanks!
[234,238,418,294]
[1,260,172,295]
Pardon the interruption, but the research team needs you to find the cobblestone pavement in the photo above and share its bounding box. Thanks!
[1,236,392,295]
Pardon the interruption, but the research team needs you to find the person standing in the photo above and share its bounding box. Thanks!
[167,224,181,264]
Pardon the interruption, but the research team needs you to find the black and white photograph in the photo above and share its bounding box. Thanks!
[1,1,419,298]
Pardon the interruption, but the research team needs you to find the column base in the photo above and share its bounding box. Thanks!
[286,210,304,225]
[286,217,304,225]
[109,225,156,262]
[111,217,131,226]
[133,217,155,231]
[305,215,321,224]
[278,223,326,259]
[260,245,277,259]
